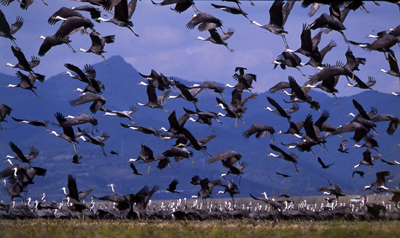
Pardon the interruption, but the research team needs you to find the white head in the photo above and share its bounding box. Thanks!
[36,35,46,40]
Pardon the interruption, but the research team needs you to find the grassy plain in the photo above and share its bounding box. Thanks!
[1,219,400,238]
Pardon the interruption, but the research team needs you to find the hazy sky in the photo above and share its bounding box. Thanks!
[1,1,399,96]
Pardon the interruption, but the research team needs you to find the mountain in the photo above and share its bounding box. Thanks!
[0,55,399,202]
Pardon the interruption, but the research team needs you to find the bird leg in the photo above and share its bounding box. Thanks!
[65,43,76,54]
[339,31,350,44]
[168,163,172,169]
[41,0,48,6]
[333,93,341,105]
[372,128,380,138]
[161,108,170,114]
[296,67,305,77]
[72,143,79,154]
[31,90,41,99]
[208,125,214,132]
[147,163,151,174]
[101,146,107,157]
[281,34,289,49]
[219,93,225,102]
[224,44,234,53]
[127,27,139,37]
[100,55,110,66]
[294,163,300,173]
[191,157,196,165]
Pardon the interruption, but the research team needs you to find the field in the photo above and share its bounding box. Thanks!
[1,220,400,238]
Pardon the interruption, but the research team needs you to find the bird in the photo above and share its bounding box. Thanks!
[64,63,104,94]
[308,11,349,44]
[265,96,294,120]
[120,123,161,137]
[61,175,89,212]
[276,172,291,178]
[207,150,242,167]
[267,144,299,173]
[6,46,41,73]
[129,162,142,176]
[380,158,400,166]
[352,171,365,178]
[195,28,235,52]
[189,81,225,101]
[0,104,12,130]
[60,113,99,134]
[317,181,345,200]
[273,51,305,76]
[11,116,50,132]
[166,179,179,193]
[250,0,295,49]
[79,132,109,157]
[135,83,169,113]
[110,150,119,156]
[378,50,400,82]
[53,16,97,40]
[250,192,285,211]
[95,0,139,37]
[49,112,80,154]
[337,140,349,153]
[79,32,115,66]
[186,12,224,32]
[100,106,138,124]
[69,93,107,114]
[353,149,379,174]
[151,0,198,13]
[7,71,43,98]
[0,10,23,47]
[6,141,35,166]
[71,154,83,164]
[317,157,334,169]
[71,5,104,22]
[211,3,249,21]
[163,146,194,165]
[363,171,392,192]
[242,123,275,142]
[47,7,86,25]
[371,113,399,135]
[183,107,222,132]
[128,144,157,174]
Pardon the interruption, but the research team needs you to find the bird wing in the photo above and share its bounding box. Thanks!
[130,162,140,174]
[269,0,284,27]
[267,96,288,117]
[127,0,138,19]
[64,63,90,83]
[317,157,326,168]
[352,99,370,120]
[9,16,23,35]
[9,141,28,163]
[67,174,80,201]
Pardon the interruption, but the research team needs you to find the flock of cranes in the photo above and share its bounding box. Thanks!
[1,0,400,220]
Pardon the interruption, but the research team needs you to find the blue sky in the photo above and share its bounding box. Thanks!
[1,1,399,96]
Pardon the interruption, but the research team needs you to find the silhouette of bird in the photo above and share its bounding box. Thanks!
[352,171,365,178]
[267,144,299,172]
[79,32,115,65]
[337,140,349,153]
[166,179,179,193]
[276,172,291,178]
[72,154,83,164]
[317,157,334,169]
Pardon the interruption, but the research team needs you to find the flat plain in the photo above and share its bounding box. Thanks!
[1,220,400,238]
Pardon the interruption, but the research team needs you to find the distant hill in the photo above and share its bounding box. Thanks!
[1,55,399,202]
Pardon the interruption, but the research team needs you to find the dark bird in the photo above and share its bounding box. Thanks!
[120,123,161,137]
[70,93,107,114]
[110,150,119,156]
[308,11,349,44]
[317,157,334,169]
[151,0,198,14]
[135,83,169,113]
[337,140,349,153]
[363,171,392,191]
[242,123,275,142]
[378,49,400,82]
[211,3,249,20]
[353,149,379,174]
[186,12,223,32]
[163,146,194,165]
[80,132,109,157]
[190,175,202,186]
[64,63,104,94]
[47,7,85,25]
[100,106,137,124]
[37,34,76,56]
[0,104,12,130]
[72,154,83,164]
[352,171,365,178]
[7,141,34,166]
[79,32,115,66]
[96,0,140,37]
[60,113,99,134]
[54,16,97,40]
[265,96,293,120]
[0,10,22,46]
[267,144,299,173]
[7,71,43,98]
[380,159,400,166]
[250,0,295,49]
[6,46,41,73]
[11,117,50,132]
[273,51,305,76]
[128,143,157,174]
[317,181,345,200]
[250,192,285,211]
[276,172,291,178]
[129,162,142,176]
[166,179,179,193]
[207,150,242,167]
[49,112,80,154]
[190,81,225,101]
[195,28,234,52]
[371,113,399,135]
[71,5,103,22]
